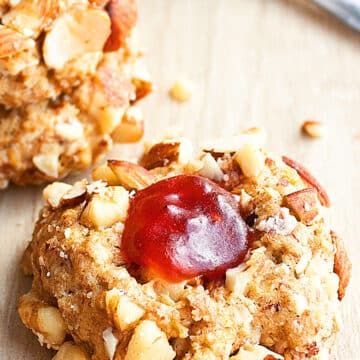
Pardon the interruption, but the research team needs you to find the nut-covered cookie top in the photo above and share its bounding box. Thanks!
[19,129,351,360]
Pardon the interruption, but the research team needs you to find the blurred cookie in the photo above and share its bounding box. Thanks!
[0,0,151,188]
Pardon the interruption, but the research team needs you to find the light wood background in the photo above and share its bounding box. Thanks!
[1,0,359,359]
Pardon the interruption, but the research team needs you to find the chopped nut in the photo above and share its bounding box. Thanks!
[43,182,72,208]
[33,153,59,178]
[169,79,192,102]
[201,128,266,153]
[291,293,308,315]
[125,320,176,360]
[0,24,34,58]
[198,153,223,181]
[284,188,319,225]
[43,6,111,69]
[301,120,324,138]
[55,119,84,141]
[111,106,144,143]
[295,251,312,275]
[142,139,193,170]
[52,342,89,360]
[108,160,155,190]
[61,180,88,206]
[256,208,297,235]
[2,0,58,38]
[132,62,152,100]
[234,144,265,178]
[18,291,67,349]
[331,230,351,300]
[91,63,133,134]
[153,280,186,302]
[80,186,129,228]
[92,163,119,185]
[103,327,119,360]
[104,0,137,52]
[231,344,283,359]
[282,156,330,207]
[106,289,144,330]
[225,263,250,294]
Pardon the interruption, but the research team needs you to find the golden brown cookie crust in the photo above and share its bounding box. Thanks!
[18,134,350,359]
[0,0,151,188]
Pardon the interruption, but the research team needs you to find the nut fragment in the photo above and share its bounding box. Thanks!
[284,188,319,225]
[0,24,34,58]
[52,342,89,360]
[103,327,119,360]
[18,291,67,349]
[331,230,351,300]
[43,6,111,69]
[61,180,88,206]
[92,163,119,185]
[231,344,283,360]
[198,153,223,181]
[201,128,266,154]
[282,156,330,207]
[105,289,144,330]
[55,119,84,141]
[80,186,129,228]
[104,0,137,52]
[169,79,192,102]
[125,320,176,360]
[234,144,265,178]
[111,106,144,143]
[80,63,133,134]
[43,182,72,208]
[33,153,59,178]
[108,160,155,190]
[225,263,250,294]
[132,62,152,100]
[2,0,58,38]
[142,139,193,170]
[301,120,324,138]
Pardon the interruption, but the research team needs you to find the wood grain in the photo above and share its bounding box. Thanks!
[1,0,359,358]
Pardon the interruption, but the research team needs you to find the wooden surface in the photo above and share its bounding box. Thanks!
[1,0,359,358]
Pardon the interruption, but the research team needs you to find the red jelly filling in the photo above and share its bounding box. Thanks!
[121,175,250,282]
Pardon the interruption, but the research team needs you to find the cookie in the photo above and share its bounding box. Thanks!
[18,130,351,359]
[0,0,151,188]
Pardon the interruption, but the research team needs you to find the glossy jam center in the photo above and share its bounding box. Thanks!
[121,175,250,282]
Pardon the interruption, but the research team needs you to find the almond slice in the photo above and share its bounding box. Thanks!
[142,139,192,170]
[331,230,351,300]
[282,156,330,207]
[43,182,72,208]
[43,6,111,69]
[284,188,319,225]
[108,160,155,190]
[60,180,88,207]
[0,25,33,59]
[104,0,137,52]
